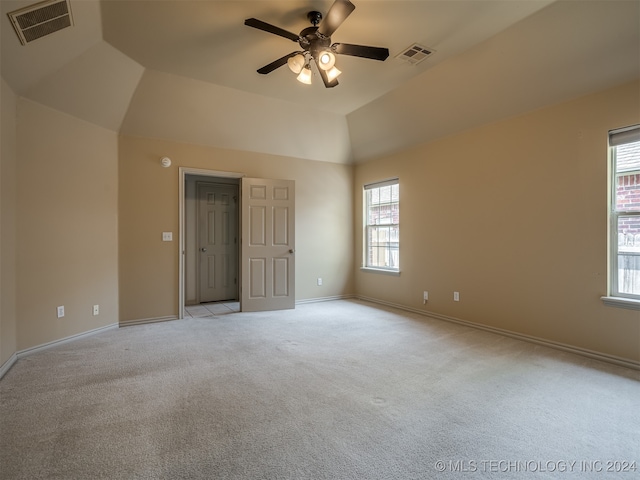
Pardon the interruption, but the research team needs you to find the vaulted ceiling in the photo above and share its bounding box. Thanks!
[2,0,639,163]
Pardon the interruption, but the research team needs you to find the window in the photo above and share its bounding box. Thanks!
[609,125,640,302]
[364,179,399,272]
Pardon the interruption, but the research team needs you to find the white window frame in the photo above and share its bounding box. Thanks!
[603,125,640,310]
[362,178,400,275]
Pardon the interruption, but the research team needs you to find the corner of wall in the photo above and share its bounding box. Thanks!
[1,77,19,368]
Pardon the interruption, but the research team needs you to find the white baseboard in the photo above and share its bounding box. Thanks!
[119,315,178,327]
[357,296,640,371]
[0,323,119,381]
[296,294,356,305]
[5,296,634,379]
[17,323,119,358]
[0,353,18,380]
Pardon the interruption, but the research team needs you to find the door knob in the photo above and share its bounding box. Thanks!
[200,247,207,253]
[289,249,295,254]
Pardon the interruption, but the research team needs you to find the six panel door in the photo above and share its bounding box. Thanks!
[241,178,295,312]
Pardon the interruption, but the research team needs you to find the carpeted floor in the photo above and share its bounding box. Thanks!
[1,299,639,479]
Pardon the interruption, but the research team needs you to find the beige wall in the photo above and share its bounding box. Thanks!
[355,80,640,363]
[16,100,119,350]
[118,135,355,323]
[3,78,637,367]
[1,78,18,366]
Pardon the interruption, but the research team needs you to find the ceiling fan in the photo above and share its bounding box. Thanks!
[244,0,389,88]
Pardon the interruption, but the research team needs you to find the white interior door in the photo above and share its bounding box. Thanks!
[241,178,295,312]
[198,182,238,302]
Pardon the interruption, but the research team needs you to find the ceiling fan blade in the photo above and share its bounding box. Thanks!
[317,65,339,88]
[244,18,300,42]
[257,52,302,74]
[333,43,390,61]
[317,0,356,37]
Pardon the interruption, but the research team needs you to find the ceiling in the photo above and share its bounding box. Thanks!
[2,0,639,164]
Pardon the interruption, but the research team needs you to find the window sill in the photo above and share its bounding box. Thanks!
[601,296,640,311]
[360,267,401,276]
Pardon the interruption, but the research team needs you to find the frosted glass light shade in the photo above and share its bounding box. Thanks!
[287,54,305,74]
[318,51,336,70]
[325,66,341,82]
[297,66,312,84]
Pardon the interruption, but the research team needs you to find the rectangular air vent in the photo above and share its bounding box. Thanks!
[396,43,435,66]
[8,0,74,45]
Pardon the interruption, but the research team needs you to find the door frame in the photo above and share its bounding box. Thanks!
[179,167,244,319]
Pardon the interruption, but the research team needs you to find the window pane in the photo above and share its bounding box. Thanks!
[379,185,392,203]
[615,141,640,213]
[391,184,399,202]
[370,188,379,205]
[368,226,399,268]
[617,216,640,295]
[391,203,399,223]
[368,200,379,224]
[365,181,399,270]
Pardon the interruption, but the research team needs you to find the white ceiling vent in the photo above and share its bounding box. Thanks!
[396,44,435,66]
[8,0,74,45]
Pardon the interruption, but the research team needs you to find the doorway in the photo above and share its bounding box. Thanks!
[179,168,296,318]
[183,173,241,311]
[197,181,239,303]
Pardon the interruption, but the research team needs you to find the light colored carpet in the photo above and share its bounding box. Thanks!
[1,299,639,479]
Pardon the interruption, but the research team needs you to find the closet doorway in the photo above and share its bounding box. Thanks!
[182,172,241,311]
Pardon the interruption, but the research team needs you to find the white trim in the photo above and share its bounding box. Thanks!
[357,296,640,371]
[0,323,120,381]
[609,124,640,146]
[296,294,356,305]
[601,296,640,310]
[360,267,401,276]
[0,353,18,380]
[119,315,178,327]
[608,137,640,299]
[364,177,399,190]
[17,323,119,358]
[179,167,245,319]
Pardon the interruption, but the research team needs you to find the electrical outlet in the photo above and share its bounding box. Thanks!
[57,306,65,318]
[423,291,428,304]
[454,292,460,302]
[162,232,172,241]
[317,277,323,286]
[93,305,99,316]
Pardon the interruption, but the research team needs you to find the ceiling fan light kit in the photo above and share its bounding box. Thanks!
[244,0,389,88]
[318,51,336,70]
[287,54,305,74]
[297,65,313,85]
[325,66,342,82]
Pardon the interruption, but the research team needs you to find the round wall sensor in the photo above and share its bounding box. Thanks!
[160,157,172,168]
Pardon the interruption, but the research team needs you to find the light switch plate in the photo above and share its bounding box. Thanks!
[162,232,172,241]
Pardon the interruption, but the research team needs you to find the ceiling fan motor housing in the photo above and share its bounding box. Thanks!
[299,26,331,59]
